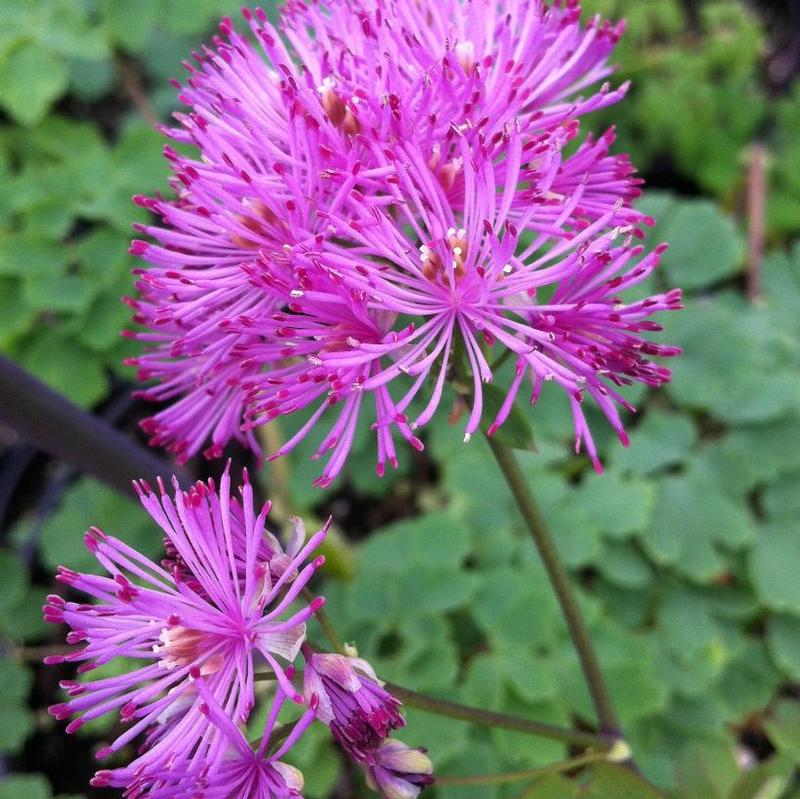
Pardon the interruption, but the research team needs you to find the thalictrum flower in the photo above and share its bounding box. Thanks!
[302,648,404,760]
[131,3,644,474]
[44,467,327,785]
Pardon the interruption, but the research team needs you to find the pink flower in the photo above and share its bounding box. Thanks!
[130,2,644,474]
[302,649,404,760]
[44,467,327,786]
[224,266,424,487]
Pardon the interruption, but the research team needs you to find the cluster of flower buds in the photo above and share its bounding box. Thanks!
[127,0,680,486]
[44,466,427,797]
[302,648,433,797]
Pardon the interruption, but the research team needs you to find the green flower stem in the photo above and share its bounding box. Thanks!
[435,749,612,787]
[301,588,345,654]
[382,682,612,751]
[484,435,623,739]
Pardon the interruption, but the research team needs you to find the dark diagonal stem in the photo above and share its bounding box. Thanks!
[0,355,189,495]
[484,435,623,740]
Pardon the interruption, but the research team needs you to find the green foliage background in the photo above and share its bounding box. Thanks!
[1,0,800,797]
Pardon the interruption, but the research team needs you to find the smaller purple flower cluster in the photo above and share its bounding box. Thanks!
[44,467,430,798]
[303,649,433,798]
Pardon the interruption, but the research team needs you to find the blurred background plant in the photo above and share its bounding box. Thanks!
[1,0,800,797]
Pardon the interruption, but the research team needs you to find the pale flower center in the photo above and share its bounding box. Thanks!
[154,625,223,675]
[420,228,469,283]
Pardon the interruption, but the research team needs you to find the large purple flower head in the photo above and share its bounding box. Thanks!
[43,467,327,787]
[302,648,405,760]
[130,1,679,484]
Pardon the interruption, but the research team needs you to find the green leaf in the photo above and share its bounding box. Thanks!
[597,541,653,589]
[471,565,560,651]
[497,649,559,704]
[435,739,502,799]
[606,658,670,725]
[659,200,744,290]
[763,473,800,518]
[765,700,800,764]
[401,707,469,768]
[66,56,114,101]
[0,551,26,612]
[657,587,725,661]
[22,274,97,314]
[765,613,800,681]
[613,410,695,475]
[394,568,480,615]
[750,517,800,614]
[0,41,69,125]
[0,658,35,752]
[645,475,755,582]
[0,658,32,702]
[574,472,657,539]
[727,754,794,799]
[356,510,470,573]
[490,696,569,767]
[702,419,800,491]
[19,333,107,408]
[0,586,49,642]
[584,762,664,799]
[521,774,581,799]
[718,642,781,718]
[0,703,34,754]
[664,301,800,423]
[0,234,69,278]
[672,740,739,799]
[439,433,515,531]
[100,0,159,52]
[39,478,161,574]
[0,774,50,799]
[0,279,34,345]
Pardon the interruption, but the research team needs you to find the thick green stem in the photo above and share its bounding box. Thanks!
[384,682,611,751]
[435,749,610,787]
[484,435,622,739]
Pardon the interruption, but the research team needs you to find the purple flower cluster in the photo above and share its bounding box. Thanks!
[128,0,680,485]
[44,467,426,797]
[44,467,329,796]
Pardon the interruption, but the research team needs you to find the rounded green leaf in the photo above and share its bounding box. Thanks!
[750,517,800,615]
[0,42,69,125]
[659,200,744,290]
